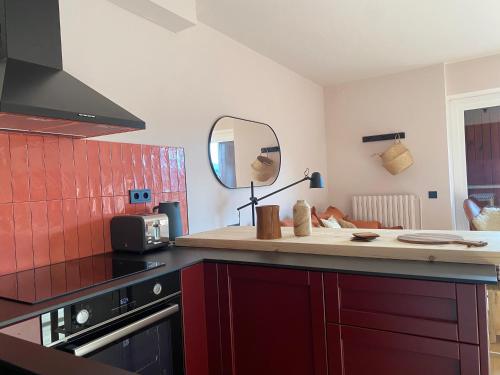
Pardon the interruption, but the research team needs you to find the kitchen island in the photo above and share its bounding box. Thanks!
[0,227,497,374]
[177,227,500,375]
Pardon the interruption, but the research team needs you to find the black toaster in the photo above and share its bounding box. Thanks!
[110,214,169,253]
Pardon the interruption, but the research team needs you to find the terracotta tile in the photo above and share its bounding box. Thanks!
[87,141,102,197]
[50,262,66,295]
[13,202,34,271]
[122,143,134,193]
[145,200,154,214]
[151,146,162,194]
[16,270,35,302]
[73,140,89,198]
[169,147,179,192]
[34,267,52,301]
[153,193,162,208]
[47,200,65,264]
[99,142,113,197]
[0,134,12,203]
[30,201,50,268]
[110,143,125,196]
[10,134,30,202]
[59,138,76,199]
[125,200,135,214]
[76,198,92,258]
[90,197,105,254]
[27,136,47,201]
[179,192,189,235]
[177,148,186,192]
[102,197,114,252]
[142,145,153,191]
[0,204,16,275]
[62,199,79,260]
[114,196,126,215]
[160,147,170,192]
[131,144,144,189]
[135,202,146,214]
[43,136,62,200]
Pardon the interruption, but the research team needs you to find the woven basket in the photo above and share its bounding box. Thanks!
[251,155,275,182]
[382,150,414,175]
[379,142,408,163]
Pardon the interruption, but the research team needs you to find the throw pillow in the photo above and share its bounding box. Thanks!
[321,216,342,229]
[472,207,500,231]
[338,218,357,228]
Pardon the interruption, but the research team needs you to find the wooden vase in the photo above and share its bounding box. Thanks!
[293,200,312,237]
[256,205,282,240]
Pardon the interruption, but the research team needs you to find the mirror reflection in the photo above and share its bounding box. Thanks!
[209,117,281,188]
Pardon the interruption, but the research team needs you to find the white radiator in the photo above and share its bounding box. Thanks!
[351,194,421,229]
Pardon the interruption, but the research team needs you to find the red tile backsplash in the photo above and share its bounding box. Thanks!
[0,131,189,276]
[0,134,12,203]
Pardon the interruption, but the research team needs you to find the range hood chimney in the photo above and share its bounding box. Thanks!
[0,0,145,137]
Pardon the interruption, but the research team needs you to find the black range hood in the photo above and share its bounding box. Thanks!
[0,0,145,137]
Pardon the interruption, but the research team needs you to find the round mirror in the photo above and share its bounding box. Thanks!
[208,116,281,189]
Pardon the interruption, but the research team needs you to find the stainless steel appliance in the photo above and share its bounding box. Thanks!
[42,272,183,374]
[111,214,170,253]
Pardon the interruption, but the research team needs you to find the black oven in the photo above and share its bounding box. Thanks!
[41,272,184,374]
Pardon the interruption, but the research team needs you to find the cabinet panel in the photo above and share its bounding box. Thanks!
[341,326,478,375]
[218,264,327,375]
[325,273,478,343]
[181,263,222,375]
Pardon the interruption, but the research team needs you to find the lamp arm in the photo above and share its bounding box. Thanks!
[236,176,309,211]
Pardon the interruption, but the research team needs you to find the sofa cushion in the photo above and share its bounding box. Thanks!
[472,207,500,231]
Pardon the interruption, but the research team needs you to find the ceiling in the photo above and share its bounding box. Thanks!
[196,0,500,86]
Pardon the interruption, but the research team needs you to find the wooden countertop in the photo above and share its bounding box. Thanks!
[176,226,500,265]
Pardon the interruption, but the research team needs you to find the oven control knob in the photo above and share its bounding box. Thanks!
[76,309,90,325]
[153,283,162,296]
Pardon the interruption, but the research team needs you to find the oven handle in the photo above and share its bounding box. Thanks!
[73,304,179,357]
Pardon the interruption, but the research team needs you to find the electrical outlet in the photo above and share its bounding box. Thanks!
[428,191,438,199]
[129,189,152,203]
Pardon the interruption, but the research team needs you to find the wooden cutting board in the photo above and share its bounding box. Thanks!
[397,233,488,247]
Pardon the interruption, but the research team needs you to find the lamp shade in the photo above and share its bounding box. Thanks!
[309,172,324,188]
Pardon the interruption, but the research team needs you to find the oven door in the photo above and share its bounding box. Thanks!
[56,298,183,375]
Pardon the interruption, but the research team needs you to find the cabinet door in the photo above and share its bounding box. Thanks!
[340,326,480,375]
[218,264,328,375]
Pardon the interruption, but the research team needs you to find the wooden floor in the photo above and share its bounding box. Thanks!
[491,342,500,374]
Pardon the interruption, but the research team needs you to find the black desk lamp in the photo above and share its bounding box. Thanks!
[237,168,325,226]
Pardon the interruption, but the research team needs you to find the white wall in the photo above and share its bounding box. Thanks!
[325,64,453,229]
[59,0,328,233]
[446,54,500,96]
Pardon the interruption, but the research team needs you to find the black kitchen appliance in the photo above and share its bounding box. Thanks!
[111,213,170,253]
[42,271,183,374]
[153,201,183,242]
[0,254,164,304]
[0,0,145,137]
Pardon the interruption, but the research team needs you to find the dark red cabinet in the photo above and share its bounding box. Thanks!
[218,264,328,375]
[336,325,479,375]
[182,263,488,375]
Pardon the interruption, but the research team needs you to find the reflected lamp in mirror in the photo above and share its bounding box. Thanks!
[209,116,281,188]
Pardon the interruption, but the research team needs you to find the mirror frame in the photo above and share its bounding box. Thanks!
[208,116,281,189]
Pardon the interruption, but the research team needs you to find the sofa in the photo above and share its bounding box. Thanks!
[281,205,403,229]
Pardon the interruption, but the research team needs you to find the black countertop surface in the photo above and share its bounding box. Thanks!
[0,245,497,374]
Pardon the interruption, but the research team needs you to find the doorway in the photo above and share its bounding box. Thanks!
[447,89,500,230]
